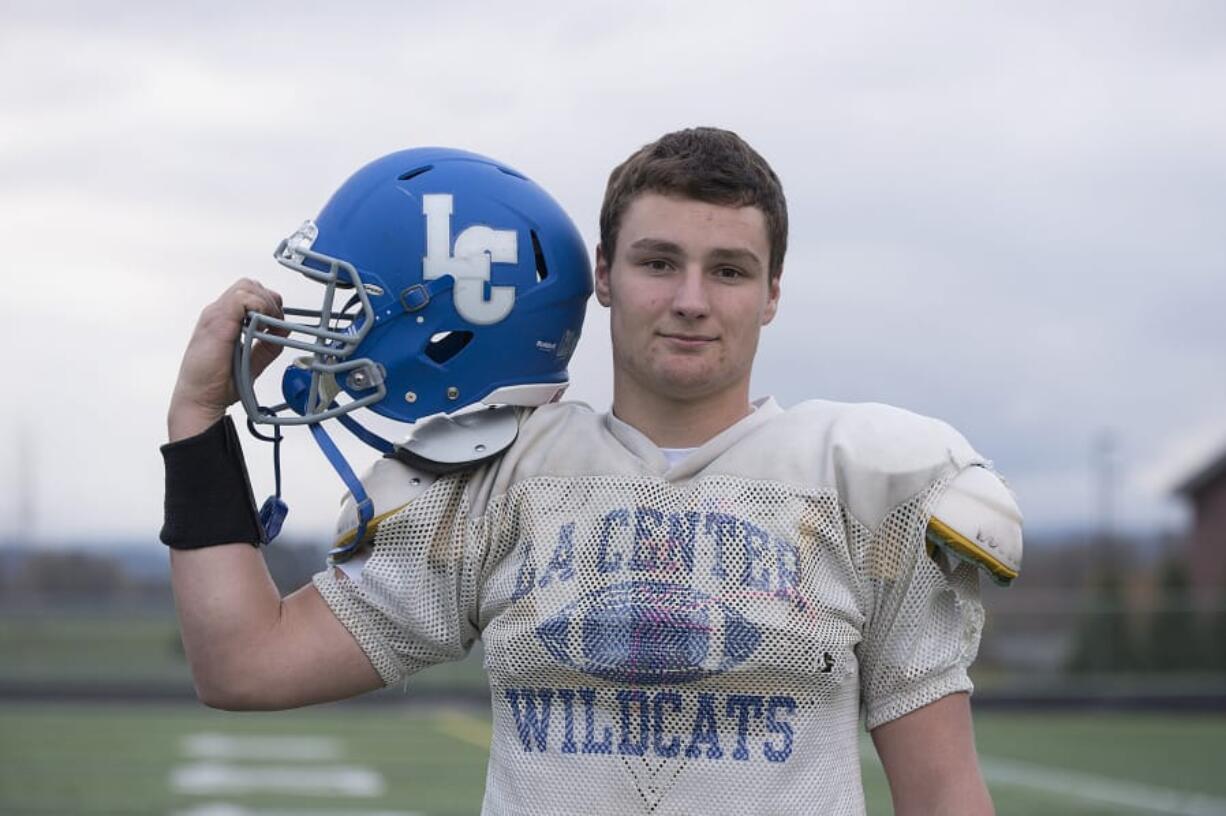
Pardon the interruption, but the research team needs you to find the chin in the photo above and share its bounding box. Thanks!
[650,366,731,400]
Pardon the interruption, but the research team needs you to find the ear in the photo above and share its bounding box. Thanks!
[761,272,781,325]
[594,244,613,307]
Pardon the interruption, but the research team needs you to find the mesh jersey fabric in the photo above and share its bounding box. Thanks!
[313,397,989,815]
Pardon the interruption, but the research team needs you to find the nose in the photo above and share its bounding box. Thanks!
[671,264,710,320]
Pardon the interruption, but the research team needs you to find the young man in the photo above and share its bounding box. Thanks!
[165,129,1018,815]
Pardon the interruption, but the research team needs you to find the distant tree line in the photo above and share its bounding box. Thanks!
[0,543,327,605]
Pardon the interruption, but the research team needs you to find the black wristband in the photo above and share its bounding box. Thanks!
[160,415,266,549]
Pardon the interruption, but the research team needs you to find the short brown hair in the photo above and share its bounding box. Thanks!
[599,127,788,279]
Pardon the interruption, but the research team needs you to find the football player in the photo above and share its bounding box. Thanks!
[163,130,1021,815]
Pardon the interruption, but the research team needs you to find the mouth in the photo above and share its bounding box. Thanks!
[658,332,718,346]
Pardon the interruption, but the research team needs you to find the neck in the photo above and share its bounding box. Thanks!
[611,376,754,448]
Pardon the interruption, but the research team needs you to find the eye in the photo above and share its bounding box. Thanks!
[714,266,746,280]
[643,258,673,272]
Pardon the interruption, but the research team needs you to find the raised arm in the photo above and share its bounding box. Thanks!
[871,693,994,816]
[165,279,382,710]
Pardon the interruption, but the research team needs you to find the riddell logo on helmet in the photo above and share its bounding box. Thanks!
[422,194,519,325]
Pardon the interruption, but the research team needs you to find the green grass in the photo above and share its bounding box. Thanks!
[865,711,1226,815]
[973,711,1226,797]
[0,702,489,816]
[2,702,1223,815]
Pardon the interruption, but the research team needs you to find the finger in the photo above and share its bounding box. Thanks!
[222,278,281,319]
[251,282,284,322]
[194,293,278,353]
[212,280,288,379]
[232,291,280,325]
[232,287,282,323]
[222,277,265,303]
[246,317,290,380]
[249,337,286,378]
[268,286,284,314]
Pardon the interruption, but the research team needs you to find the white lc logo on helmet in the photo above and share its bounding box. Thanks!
[422,193,517,325]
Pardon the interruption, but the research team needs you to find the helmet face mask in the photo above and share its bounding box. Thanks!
[236,219,384,425]
[236,147,593,430]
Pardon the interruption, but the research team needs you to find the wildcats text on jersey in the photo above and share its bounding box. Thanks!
[503,686,797,763]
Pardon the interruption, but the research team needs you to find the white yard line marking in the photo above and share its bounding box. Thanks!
[859,740,1226,816]
[171,806,421,816]
[181,733,343,761]
[170,763,385,797]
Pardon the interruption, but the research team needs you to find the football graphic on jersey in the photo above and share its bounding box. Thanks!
[535,581,763,684]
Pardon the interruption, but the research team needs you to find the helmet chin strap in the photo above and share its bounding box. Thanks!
[313,410,402,558]
[308,422,376,560]
[245,416,290,541]
[244,399,394,547]
[337,412,395,454]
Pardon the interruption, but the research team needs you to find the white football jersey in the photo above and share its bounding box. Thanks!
[313,397,989,815]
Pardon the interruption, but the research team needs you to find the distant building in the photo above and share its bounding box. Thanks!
[1175,448,1226,602]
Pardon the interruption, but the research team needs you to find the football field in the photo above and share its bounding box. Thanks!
[2,702,1223,815]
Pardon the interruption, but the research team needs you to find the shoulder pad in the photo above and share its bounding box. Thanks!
[390,404,520,475]
[829,403,984,530]
[334,457,438,555]
[926,466,1023,585]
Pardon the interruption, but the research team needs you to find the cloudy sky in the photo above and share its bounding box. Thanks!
[2,1,1223,547]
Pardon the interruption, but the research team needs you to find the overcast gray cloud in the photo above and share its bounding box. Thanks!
[1,0,1223,546]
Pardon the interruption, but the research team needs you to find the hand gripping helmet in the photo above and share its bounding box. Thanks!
[234,147,591,548]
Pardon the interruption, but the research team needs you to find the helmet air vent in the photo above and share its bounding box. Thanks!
[398,165,433,182]
[530,230,548,282]
[425,330,474,364]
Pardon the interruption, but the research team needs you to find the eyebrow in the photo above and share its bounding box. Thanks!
[627,238,763,268]
[708,247,763,268]
[627,238,685,255]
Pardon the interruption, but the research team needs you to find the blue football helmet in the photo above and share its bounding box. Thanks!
[234,147,591,549]
[236,146,592,428]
